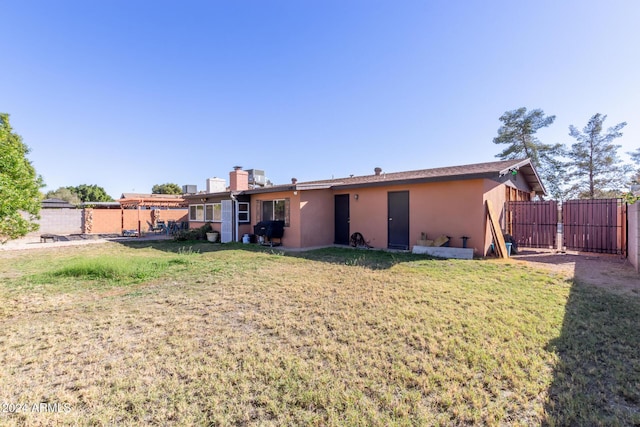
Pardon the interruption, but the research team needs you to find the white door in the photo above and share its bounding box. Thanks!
[221,200,233,243]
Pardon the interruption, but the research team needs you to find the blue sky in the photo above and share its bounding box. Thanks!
[2,1,639,198]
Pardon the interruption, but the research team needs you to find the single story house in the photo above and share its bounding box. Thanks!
[41,198,77,209]
[185,159,545,256]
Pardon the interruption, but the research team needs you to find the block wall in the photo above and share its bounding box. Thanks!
[27,209,82,236]
[26,208,188,236]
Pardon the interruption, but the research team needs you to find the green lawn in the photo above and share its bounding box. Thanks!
[0,241,638,426]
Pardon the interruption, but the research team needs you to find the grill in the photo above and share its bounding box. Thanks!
[253,221,285,246]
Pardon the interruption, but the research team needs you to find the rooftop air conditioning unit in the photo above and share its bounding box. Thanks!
[207,177,227,193]
[247,169,266,187]
[182,185,197,194]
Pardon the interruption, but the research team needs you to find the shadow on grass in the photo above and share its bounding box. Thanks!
[511,250,640,423]
[544,281,640,425]
[113,238,443,270]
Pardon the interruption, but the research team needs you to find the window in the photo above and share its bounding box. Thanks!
[189,204,204,221]
[238,202,250,223]
[205,203,222,222]
[258,198,289,226]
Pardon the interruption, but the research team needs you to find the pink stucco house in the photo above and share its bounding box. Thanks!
[184,159,545,256]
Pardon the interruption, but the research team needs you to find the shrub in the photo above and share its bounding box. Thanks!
[174,224,211,241]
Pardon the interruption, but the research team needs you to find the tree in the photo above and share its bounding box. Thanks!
[67,184,114,202]
[630,147,640,185]
[152,183,182,194]
[565,113,631,199]
[45,187,82,205]
[493,107,566,199]
[0,113,44,242]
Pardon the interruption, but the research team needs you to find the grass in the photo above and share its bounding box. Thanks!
[0,241,638,425]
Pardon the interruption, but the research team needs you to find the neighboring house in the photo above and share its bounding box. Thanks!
[29,198,83,235]
[41,198,77,209]
[185,159,545,256]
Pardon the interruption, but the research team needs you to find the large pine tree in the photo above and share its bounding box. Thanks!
[565,113,630,199]
[493,107,565,199]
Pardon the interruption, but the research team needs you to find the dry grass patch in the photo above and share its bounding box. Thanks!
[0,242,638,425]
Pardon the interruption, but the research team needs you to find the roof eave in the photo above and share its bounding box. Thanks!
[331,172,500,190]
[498,159,547,195]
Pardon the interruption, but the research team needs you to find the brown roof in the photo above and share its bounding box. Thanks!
[188,158,546,198]
[245,158,545,195]
[42,198,76,208]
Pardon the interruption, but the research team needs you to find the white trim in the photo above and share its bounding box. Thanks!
[238,202,250,223]
[205,202,222,222]
[189,204,204,221]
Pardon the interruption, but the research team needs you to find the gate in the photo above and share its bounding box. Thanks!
[563,199,626,255]
[507,198,626,255]
[506,200,558,249]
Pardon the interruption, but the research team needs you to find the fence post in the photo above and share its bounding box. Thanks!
[629,202,639,272]
[557,201,564,252]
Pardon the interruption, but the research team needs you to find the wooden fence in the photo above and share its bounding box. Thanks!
[506,198,626,255]
[563,199,626,255]
[506,200,558,249]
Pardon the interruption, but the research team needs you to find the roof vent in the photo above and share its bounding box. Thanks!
[374,167,382,176]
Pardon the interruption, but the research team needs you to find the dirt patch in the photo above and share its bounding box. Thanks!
[511,249,640,296]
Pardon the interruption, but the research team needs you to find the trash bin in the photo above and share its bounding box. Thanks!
[490,242,512,256]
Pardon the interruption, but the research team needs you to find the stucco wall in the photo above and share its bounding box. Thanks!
[90,208,187,234]
[299,189,334,248]
[629,202,639,273]
[412,180,487,254]
[342,179,490,254]
[189,221,253,240]
[241,178,512,254]
[89,209,122,234]
[190,177,514,253]
[253,190,300,247]
[338,187,386,249]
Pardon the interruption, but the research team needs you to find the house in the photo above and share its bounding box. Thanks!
[185,159,545,256]
[41,198,77,209]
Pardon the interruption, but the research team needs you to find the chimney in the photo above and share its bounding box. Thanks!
[229,166,249,191]
[374,167,382,176]
[291,178,297,184]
